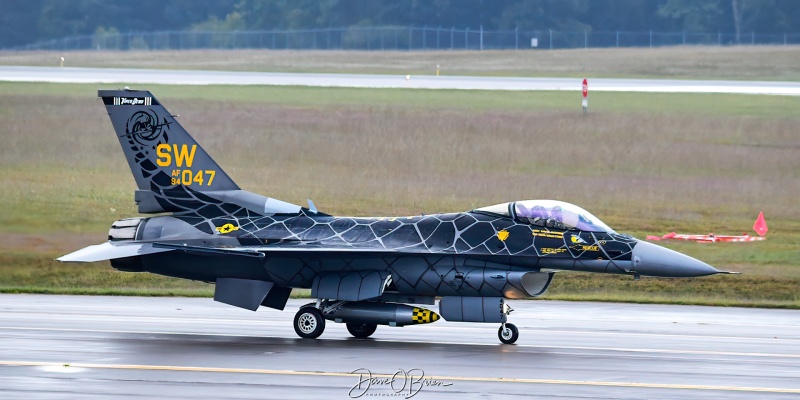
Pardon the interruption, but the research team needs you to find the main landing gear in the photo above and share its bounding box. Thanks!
[292,301,380,339]
[293,307,325,339]
[346,322,378,338]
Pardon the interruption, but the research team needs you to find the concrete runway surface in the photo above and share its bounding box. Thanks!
[0,295,798,399]
[2,66,800,95]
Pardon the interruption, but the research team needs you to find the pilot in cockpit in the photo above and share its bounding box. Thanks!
[530,205,547,226]
[486,200,614,233]
[546,206,565,229]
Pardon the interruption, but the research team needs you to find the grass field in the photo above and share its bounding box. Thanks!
[2,46,800,80]
[0,81,798,308]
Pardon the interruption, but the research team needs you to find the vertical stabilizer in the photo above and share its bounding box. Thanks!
[98,89,302,216]
[100,89,240,213]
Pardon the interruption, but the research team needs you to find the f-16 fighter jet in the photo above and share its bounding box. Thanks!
[59,90,728,344]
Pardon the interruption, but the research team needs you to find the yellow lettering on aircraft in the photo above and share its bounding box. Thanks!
[541,248,566,255]
[206,170,216,185]
[170,170,217,186]
[156,144,172,167]
[532,229,563,239]
[174,144,196,167]
[156,144,197,167]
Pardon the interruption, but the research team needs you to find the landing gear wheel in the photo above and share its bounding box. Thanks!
[294,307,325,339]
[498,323,519,344]
[346,323,378,338]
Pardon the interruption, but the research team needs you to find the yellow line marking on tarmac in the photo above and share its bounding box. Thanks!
[1,360,799,394]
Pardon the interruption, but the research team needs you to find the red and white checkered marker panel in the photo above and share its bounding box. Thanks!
[647,213,767,243]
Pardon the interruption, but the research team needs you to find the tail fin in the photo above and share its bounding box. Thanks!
[99,89,299,216]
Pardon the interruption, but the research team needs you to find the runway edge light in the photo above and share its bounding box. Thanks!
[581,78,588,115]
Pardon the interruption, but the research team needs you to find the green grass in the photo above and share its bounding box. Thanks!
[0,82,798,307]
[2,81,800,117]
[3,47,800,81]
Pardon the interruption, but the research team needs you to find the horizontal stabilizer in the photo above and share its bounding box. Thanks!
[57,242,172,263]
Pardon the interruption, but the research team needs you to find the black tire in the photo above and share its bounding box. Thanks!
[346,323,378,338]
[294,307,325,339]
[498,323,519,344]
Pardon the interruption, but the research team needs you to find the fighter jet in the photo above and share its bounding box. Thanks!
[59,89,727,344]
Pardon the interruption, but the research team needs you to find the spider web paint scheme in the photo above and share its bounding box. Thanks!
[58,89,727,344]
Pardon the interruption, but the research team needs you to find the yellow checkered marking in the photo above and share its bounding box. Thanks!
[411,307,440,324]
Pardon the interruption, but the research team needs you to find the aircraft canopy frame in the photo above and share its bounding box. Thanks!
[474,200,614,233]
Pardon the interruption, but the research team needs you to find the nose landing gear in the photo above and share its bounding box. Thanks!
[498,323,519,344]
[498,301,518,344]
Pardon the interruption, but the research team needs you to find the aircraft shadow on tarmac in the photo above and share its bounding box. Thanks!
[108,332,534,356]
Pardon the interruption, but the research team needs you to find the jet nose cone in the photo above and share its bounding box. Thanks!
[631,241,720,277]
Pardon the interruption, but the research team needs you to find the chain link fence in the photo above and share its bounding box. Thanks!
[9,26,800,51]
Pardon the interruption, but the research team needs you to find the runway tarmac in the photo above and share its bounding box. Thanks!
[2,66,800,95]
[1,295,798,399]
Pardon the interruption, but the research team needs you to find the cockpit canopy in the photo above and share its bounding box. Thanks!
[474,200,614,233]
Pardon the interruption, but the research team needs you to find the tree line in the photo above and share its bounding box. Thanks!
[2,0,798,49]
